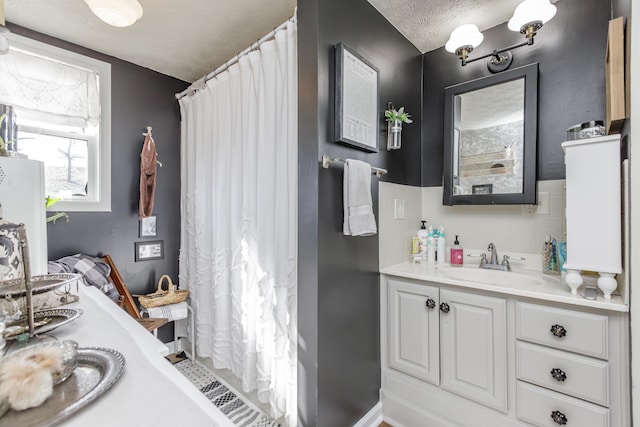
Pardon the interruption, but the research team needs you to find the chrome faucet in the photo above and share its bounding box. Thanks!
[488,243,499,265]
[469,244,526,271]
[479,243,510,271]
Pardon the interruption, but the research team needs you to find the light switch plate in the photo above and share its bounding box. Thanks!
[394,199,405,220]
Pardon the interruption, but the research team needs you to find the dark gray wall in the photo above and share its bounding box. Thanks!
[8,26,188,340]
[422,0,611,186]
[297,0,422,425]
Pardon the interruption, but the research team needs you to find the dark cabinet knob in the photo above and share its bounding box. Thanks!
[425,299,436,309]
[551,410,568,425]
[550,368,567,382]
[440,303,450,313]
[550,324,567,338]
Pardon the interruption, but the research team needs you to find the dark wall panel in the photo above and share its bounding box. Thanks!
[297,0,321,424]
[8,25,188,299]
[297,0,423,425]
[422,0,610,185]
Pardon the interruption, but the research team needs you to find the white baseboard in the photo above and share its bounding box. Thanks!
[353,402,383,427]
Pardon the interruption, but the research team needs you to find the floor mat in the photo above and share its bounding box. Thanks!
[173,358,281,427]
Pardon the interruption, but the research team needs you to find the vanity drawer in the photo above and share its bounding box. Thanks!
[517,381,609,427]
[517,342,609,406]
[516,302,608,359]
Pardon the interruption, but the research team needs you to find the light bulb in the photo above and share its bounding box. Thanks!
[445,24,484,54]
[508,0,557,33]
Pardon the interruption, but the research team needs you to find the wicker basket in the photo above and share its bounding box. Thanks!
[138,275,189,309]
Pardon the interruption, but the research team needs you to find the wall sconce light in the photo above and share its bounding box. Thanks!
[445,0,556,73]
[84,0,143,28]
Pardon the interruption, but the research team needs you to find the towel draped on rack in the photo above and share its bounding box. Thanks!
[139,132,157,218]
[343,159,377,236]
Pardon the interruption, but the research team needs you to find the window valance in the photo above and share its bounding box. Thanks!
[0,48,101,128]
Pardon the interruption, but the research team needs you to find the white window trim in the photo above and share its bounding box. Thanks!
[6,33,111,212]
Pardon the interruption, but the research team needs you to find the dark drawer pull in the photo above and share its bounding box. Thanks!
[550,368,567,382]
[551,410,568,425]
[440,303,450,314]
[425,298,436,309]
[550,324,567,338]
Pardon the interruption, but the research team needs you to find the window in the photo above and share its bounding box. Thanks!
[0,34,111,211]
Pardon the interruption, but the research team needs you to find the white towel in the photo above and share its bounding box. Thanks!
[143,301,189,322]
[343,159,377,236]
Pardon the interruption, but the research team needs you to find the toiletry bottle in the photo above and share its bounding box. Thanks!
[411,237,422,263]
[411,221,429,263]
[450,235,463,266]
[436,227,446,264]
[426,226,436,263]
[417,221,429,261]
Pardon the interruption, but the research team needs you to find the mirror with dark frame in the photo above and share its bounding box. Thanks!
[443,63,538,205]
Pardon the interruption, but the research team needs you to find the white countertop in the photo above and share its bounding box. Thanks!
[381,261,628,313]
[42,284,234,427]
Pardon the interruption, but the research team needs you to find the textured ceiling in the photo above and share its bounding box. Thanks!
[367,0,524,53]
[5,0,535,83]
[4,0,296,83]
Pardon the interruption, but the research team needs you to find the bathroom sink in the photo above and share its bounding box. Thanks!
[438,266,545,287]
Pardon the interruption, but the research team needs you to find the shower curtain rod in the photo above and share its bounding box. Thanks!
[176,15,296,100]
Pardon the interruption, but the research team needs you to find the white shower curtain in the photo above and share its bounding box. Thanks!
[178,20,297,425]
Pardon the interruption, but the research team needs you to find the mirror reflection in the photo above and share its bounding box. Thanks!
[453,79,524,196]
[443,63,537,206]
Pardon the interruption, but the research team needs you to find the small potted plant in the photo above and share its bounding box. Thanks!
[384,104,413,150]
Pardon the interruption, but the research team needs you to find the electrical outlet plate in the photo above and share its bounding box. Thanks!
[522,191,550,215]
[394,199,405,220]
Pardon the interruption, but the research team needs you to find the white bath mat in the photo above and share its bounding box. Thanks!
[174,358,281,427]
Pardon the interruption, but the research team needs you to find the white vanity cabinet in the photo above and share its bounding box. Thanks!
[384,278,508,420]
[387,279,440,385]
[514,302,629,427]
[381,274,630,427]
[440,288,507,412]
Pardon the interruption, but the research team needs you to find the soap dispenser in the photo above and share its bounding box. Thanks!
[450,235,464,266]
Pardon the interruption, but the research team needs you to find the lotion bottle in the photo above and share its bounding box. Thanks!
[450,235,464,266]
[415,221,429,262]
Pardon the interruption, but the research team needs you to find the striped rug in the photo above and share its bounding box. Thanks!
[173,358,281,427]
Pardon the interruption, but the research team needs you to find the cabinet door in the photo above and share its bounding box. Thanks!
[387,279,440,385]
[440,288,507,412]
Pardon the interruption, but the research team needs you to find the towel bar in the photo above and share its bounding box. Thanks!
[321,155,388,177]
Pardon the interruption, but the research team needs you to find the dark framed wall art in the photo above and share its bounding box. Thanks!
[334,43,380,152]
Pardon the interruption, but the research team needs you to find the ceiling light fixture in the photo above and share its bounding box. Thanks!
[84,0,143,28]
[445,0,557,73]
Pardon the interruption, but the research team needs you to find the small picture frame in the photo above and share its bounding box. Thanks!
[472,184,493,195]
[135,240,164,261]
[139,215,157,238]
[335,43,380,152]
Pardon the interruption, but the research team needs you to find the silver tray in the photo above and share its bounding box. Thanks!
[5,308,84,339]
[0,347,126,427]
[0,273,80,297]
